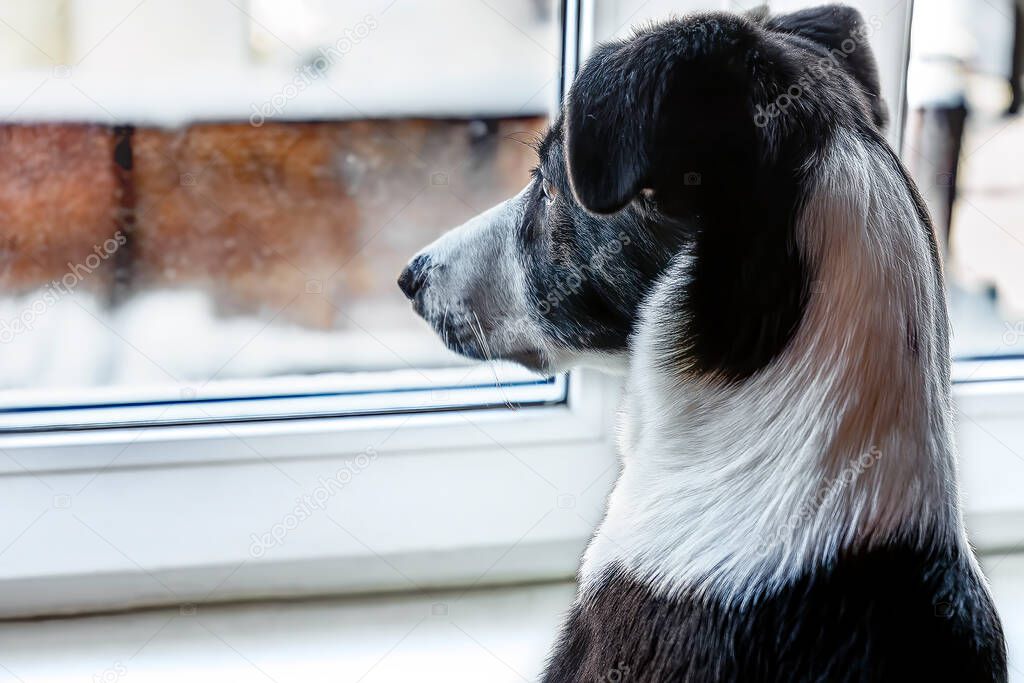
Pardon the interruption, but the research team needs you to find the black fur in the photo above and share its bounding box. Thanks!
[538,7,889,379]
[520,124,686,355]
[531,6,1007,681]
[401,6,1007,677]
[545,542,1006,682]
[409,8,894,380]
[761,4,888,128]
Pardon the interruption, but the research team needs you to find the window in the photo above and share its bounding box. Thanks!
[904,0,1024,366]
[0,0,622,619]
[1,0,1023,635]
[0,0,565,429]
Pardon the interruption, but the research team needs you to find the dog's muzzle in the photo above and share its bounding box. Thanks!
[398,253,431,302]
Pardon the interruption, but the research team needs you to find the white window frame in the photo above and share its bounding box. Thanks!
[2,0,1024,620]
[0,368,621,617]
[0,368,568,432]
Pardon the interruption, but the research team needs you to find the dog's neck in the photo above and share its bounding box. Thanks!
[581,131,964,602]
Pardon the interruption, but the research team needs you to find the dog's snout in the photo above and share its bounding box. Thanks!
[398,254,430,300]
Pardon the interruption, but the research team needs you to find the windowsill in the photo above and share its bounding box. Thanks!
[0,581,576,683]
[3,555,1024,683]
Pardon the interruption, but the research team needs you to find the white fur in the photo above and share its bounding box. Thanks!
[413,186,558,366]
[581,131,968,603]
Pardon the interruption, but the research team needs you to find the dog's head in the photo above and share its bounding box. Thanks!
[399,5,888,378]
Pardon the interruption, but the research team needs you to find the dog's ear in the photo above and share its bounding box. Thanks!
[564,20,756,215]
[760,4,887,129]
[562,40,651,215]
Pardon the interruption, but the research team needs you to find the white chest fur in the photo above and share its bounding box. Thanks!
[580,133,964,602]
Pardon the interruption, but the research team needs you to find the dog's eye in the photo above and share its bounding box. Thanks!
[541,178,558,204]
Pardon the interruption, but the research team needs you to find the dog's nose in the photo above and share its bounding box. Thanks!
[398,254,430,300]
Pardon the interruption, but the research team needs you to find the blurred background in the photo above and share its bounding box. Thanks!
[0,0,555,414]
[905,0,1024,360]
[0,0,1023,681]
[0,0,1019,403]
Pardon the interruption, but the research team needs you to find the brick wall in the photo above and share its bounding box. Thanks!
[0,117,546,329]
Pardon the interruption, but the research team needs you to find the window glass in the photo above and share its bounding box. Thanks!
[904,0,1024,360]
[0,0,563,425]
[598,0,1024,363]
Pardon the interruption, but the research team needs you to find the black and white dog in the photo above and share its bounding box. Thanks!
[399,5,1006,681]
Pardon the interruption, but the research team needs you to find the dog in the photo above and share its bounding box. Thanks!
[399,5,1007,681]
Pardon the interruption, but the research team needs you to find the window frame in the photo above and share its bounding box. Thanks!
[0,2,614,618]
[0,369,568,433]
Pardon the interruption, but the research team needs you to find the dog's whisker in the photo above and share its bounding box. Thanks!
[470,311,514,409]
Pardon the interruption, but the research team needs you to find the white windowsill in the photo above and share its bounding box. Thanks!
[0,581,577,683]
[2,554,1024,683]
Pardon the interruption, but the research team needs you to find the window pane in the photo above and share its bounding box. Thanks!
[904,0,1024,361]
[0,0,563,424]
[599,1,1024,365]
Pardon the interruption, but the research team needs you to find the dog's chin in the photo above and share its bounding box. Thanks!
[430,326,551,374]
[504,349,551,374]
[421,308,551,375]
[444,341,551,375]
